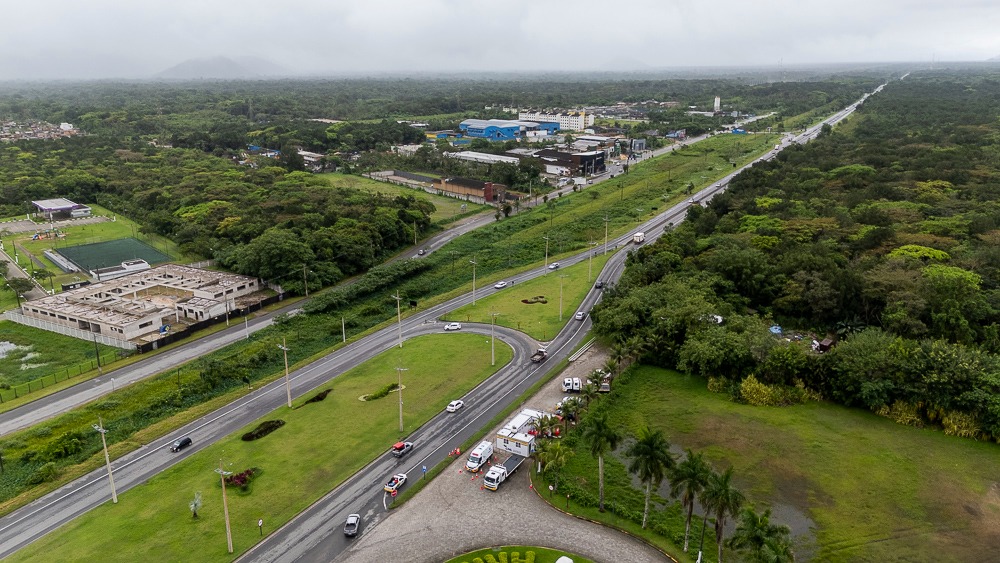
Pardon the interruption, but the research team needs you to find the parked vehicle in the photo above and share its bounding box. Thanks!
[170,437,192,452]
[561,377,573,392]
[466,441,494,472]
[344,514,360,537]
[572,377,582,392]
[444,322,462,331]
[496,409,543,456]
[446,399,464,413]
[530,346,548,363]
[633,232,645,244]
[384,473,407,492]
[483,454,525,491]
[391,441,414,458]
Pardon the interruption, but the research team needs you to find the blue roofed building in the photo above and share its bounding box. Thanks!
[459,119,559,141]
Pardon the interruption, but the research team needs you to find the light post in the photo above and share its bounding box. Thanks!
[278,338,292,408]
[469,259,477,305]
[392,291,403,348]
[215,460,234,554]
[588,240,596,282]
[92,417,117,504]
[603,213,610,255]
[490,311,500,366]
[395,367,408,432]
[558,274,568,321]
[543,236,550,271]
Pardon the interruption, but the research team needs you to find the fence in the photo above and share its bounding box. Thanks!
[3,310,137,349]
[0,350,121,403]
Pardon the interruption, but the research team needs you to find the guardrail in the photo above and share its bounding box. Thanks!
[568,337,596,362]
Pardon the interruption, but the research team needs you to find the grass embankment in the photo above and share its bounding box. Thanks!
[445,546,595,563]
[320,172,489,224]
[447,253,612,341]
[0,321,118,391]
[10,333,514,563]
[546,366,1000,562]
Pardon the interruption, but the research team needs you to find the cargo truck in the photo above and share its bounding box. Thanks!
[483,454,525,490]
[530,346,548,363]
[633,232,645,244]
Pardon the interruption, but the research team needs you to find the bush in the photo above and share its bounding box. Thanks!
[223,467,261,492]
[364,382,400,401]
[29,462,59,485]
[303,389,332,405]
[241,420,285,441]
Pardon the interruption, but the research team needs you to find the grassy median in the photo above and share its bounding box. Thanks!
[10,333,513,562]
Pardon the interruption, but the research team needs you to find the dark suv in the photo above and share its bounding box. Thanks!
[170,437,192,452]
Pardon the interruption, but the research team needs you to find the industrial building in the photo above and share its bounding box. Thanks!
[32,198,92,220]
[518,110,594,131]
[433,177,511,205]
[458,119,559,141]
[529,148,606,177]
[15,264,261,345]
[446,151,521,165]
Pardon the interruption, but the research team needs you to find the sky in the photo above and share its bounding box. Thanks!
[2,0,998,80]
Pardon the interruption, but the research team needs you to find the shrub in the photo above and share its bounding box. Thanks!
[29,462,59,485]
[364,382,400,401]
[303,389,332,405]
[942,410,982,439]
[241,420,285,441]
[223,467,261,492]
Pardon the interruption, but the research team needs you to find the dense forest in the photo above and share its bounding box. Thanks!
[593,70,1000,440]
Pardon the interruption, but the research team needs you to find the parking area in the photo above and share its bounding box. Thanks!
[338,347,668,563]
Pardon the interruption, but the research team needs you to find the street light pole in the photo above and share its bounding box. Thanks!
[278,338,292,408]
[559,275,568,321]
[302,264,308,297]
[469,259,477,305]
[490,311,500,366]
[392,291,403,348]
[215,460,234,554]
[93,417,117,504]
[588,239,595,282]
[543,236,550,271]
[395,367,408,432]
[603,213,610,255]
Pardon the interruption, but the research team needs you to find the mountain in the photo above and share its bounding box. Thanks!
[154,56,291,80]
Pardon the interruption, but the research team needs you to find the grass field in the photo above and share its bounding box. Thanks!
[0,321,119,389]
[10,332,514,563]
[446,253,612,342]
[445,546,596,563]
[320,172,489,224]
[553,366,1000,563]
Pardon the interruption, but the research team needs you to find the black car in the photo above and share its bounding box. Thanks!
[595,280,604,289]
[170,437,192,452]
[344,514,361,537]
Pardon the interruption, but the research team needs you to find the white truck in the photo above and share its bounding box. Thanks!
[573,177,586,187]
[495,408,543,457]
[633,232,645,244]
[483,454,525,491]
[466,441,494,473]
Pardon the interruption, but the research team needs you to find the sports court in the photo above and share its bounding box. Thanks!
[55,237,171,271]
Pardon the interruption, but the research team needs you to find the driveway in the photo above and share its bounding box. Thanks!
[337,347,670,563]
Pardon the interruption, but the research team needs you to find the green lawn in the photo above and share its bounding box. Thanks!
[0,321,119,390]
[446,253,612,341]
[552,366,1000,563]
[445,546,595,563]
[10,333,514,563]
[319,172,489,224]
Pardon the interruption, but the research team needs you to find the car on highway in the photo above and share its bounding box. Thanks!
[493,281,508,289]
[595,280,604,289]
[575,311,586,321]
[548,262,561,270]
[384,473,407,493]
[344,514,360,537]
[444,322,462,331]
[417,249,425,255]
[446,400,465,412]
[170,437,192,452]
[390,441,413,458]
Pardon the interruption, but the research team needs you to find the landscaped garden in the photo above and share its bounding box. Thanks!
[445,546,595,563]
[9,332,514,562]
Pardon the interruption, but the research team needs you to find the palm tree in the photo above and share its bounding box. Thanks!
[603,358,619,379]
[561,398,581,435]
[610,343,627,374]
[536,414,557,440]
[625,426,676,528]
[701,467,746,563]
[580,383,599,408]
[587,369,605,388]
[581,414,622,512]
[727,505,794,563]
[670,449,713,552]
[542,441,572,494]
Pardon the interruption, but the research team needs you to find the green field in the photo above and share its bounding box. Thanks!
[320,172,489,224]
[446,253,612,341]
[10,333,514,563]
[553,366,1000,562]
[0,321,119,389]
[446,546,596,563]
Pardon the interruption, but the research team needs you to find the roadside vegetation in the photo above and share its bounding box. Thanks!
[445,546,595,563]
[8,333,513,562]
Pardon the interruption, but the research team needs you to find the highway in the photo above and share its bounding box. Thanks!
[0,81,891,560]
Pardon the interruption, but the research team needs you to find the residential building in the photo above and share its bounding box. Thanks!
[518,110,594,131]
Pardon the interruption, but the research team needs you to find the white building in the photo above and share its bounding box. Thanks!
[446,151,521,165]
[518,110,595,131]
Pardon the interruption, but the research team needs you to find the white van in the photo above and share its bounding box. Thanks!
[466,441,494,472]
[562,378,573,392]
[572,377,582,392]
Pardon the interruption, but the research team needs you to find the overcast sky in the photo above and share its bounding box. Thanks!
[2,0,998,80]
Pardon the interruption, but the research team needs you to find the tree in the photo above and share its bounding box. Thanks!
[726,505,794,563]
[670,449,713,552]
[5,278,34,307]
[581,414,622,512]
[625,426,676,528]
[540,441,572,494]
[701,467,747,563]
[189,491,202,519]
[580,382,599,408]
[561,397,581,434]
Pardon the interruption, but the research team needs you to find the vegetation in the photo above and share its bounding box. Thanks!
[0,321,119,391]
[446,546,595,563]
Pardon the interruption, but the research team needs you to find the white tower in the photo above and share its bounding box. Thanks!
[713,96,721,113]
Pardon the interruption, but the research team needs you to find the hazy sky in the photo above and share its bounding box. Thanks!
[2,0,998,79]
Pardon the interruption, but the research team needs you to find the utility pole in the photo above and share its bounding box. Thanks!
[490,311,500,366]
[469,259,477,305]
[603,213,610,255]
[588,239,595,282]
[342,317,346,343]
[413,220,418,246]
[278,338,292,408]
[93,417,117,504]
[543,236,550,271]
[559,275,568,321]
[395,367,409,432]
[92,333,102,375]
[392,291,403,348]
[302,265,308,297]
[215,460,234,554]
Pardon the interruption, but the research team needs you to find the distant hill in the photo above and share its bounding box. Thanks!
[155,56,290,80]
[989,54,1000,62]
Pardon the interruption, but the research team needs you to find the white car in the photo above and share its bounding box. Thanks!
[493,281,508,289]
[575,311,586,321]
[548,262,561,270]
[446,400,464,413]
[444,322,462,331]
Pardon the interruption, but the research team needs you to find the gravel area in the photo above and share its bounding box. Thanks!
[337,346,670,563]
